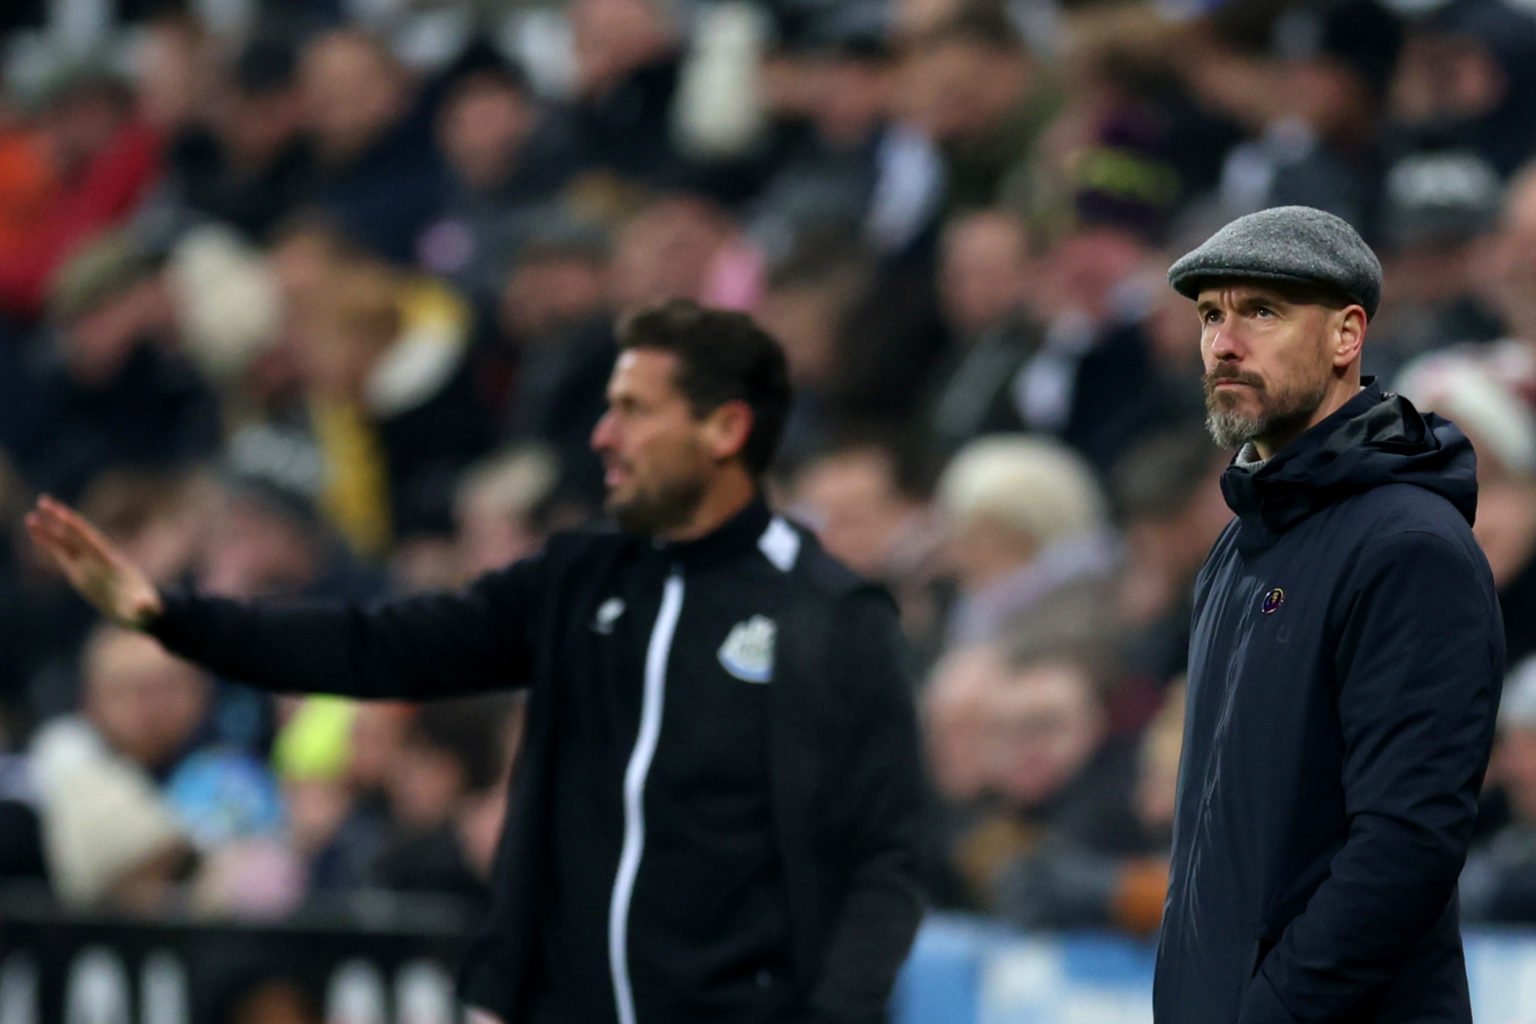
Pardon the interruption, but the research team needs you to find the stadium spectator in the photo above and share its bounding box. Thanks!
[899,4,1056,214]
[283,248,493,554]
[298,29,448,264]
[566,0,693,189]
[752,243,867,459]
[788,437,932,587]
[271,696,414,894]
[1,231,221,504]
[1025,204,1175,472]
[1368,149,1506,382]
[0,71,162,323]
[452,445,565,581]
[157,31,318,243]
[28,627,207,909]
[936,638,1146,917]
[195,427,384,757]
[1390,0,1536,178]
[991,671,1182,936]
[271,696,380,893]
[416,43,582,303]
[609,192,761,311]
[922,209,1039,454]
[749,5,942,262]
[129,11,210,137]
[1209,1,1403,242]
[788,436,941,654]
[933,434,1118,648]
[1462,656,1536,923]
[198,426,381,604]
[489,216,615,497]
[1109,427,1230,700]
[370,697,519,905]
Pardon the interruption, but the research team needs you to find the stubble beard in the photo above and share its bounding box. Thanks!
[606,462,710,537]
[1204,369,1331,452]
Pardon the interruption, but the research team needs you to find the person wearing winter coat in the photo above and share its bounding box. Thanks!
[1155,206,1504,1024]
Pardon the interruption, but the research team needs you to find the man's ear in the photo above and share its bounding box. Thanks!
[1332,305,1367,369]
[702,399,754,462]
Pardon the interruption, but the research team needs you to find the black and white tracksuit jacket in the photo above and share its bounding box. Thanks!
[149,497,928,1024]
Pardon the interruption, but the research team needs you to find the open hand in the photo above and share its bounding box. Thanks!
[26,494,164,630]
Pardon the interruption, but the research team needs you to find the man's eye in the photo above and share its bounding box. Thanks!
[1253,306,1274,318]
[1201,310,1221,324]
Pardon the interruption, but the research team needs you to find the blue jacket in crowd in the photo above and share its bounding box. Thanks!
[1155,382,1504,1023]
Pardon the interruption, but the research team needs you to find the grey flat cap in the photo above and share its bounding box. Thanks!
[1167,206,1382,318]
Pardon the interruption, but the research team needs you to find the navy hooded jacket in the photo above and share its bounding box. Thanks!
[1154,382,1504,1024]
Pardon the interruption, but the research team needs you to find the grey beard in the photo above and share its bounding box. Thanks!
[1204,379,1330,452]
[1205,406,1261,450]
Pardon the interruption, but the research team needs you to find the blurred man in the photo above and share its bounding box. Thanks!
[416,43,581,301]
[567,0,691,187]
[608,194,746,311]
[1158,207,1503,1023]
[923,209,1039,454]
[749,6,942,262]
[161,31,317,241]
[2,232,220,503]
[299,29,446,263]
[1368,150,1505,380]
[790,438,940,655]
[982,645,1159,932]
[1110,428,1232,696]
[899,5,1052,212]
[790,439,930,586]
[1390,0,1536,178]
[29,301,926,1024]
[28,627,206,909]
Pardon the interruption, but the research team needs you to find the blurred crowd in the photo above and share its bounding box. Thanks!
[2,0,1536,940]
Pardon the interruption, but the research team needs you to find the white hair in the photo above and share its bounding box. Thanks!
[937,434,1107,546]
[454,445,560,521]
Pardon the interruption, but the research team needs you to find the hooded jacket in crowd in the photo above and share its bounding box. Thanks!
[1155,381,1504,1023]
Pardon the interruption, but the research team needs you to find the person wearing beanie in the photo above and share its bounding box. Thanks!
[1156,206,1503,1023]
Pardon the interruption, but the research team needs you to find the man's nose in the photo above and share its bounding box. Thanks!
[1208,321,1243,360]
[591,412,614,452]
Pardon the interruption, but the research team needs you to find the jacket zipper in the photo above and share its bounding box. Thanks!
[608,569,684,1024]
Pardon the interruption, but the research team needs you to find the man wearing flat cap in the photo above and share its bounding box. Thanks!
[1155,206,1504,1023]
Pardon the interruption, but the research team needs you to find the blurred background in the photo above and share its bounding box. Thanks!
[3,0,1536,1021]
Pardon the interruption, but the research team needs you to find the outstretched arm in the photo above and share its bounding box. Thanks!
[27,495,542,701]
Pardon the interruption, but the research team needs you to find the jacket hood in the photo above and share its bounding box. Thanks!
[1221,379,1479,541]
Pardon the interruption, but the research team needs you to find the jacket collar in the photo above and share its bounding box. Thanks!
[652,494,773,571]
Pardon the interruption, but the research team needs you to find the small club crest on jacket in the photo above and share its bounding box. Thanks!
[719,615,776,683]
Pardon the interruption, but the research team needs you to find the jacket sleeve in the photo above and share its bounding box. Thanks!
[146,555,543,700]
[1237,529,1503,1024]
[804,589,928,1024]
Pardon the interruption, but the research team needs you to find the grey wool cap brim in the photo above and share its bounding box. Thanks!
[1167,206,1383,319]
